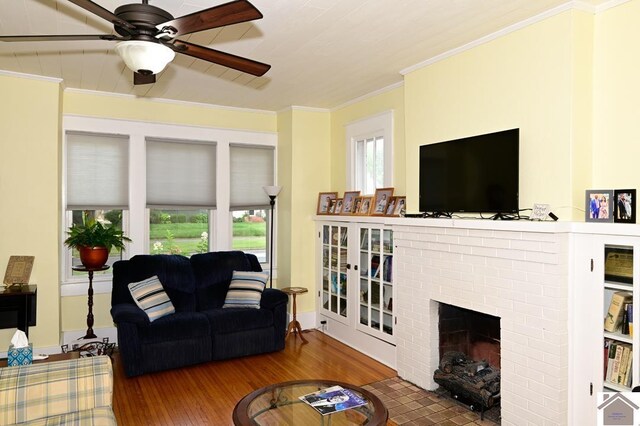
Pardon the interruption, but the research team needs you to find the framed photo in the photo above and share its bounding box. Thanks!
[3,256,34,286]
[585,190,614,222]
[384,197,398,216]
[393,196,406,216]
[604,246,633,284]
[341,191,360,215]
[371,187,394,216]
[354,196,374,216]
[332,198,344,215]
[614,189,636,224]
[317,192,338,215]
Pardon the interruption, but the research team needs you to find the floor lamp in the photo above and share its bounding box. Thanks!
[263,185,282,288]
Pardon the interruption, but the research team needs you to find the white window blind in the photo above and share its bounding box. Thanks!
[146,138,217,208]
[229,145,275,208]
[66,132,129,209]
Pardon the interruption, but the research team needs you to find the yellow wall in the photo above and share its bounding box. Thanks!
[0,74,62,348]
[64,91,277,132]
[330,87,406,195]
[278,108,331,313]
[404,11,580,218]
[593,1,640,190]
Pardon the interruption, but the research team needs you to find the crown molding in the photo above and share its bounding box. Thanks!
[0,69,63,84]
[331,81,404,111]
[63,87,276,115]
[400,0,627,76]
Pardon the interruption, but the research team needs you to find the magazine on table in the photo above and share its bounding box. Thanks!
[299,385,367,415]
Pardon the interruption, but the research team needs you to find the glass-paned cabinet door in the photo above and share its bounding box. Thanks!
[358,226,394,342]
[321,224,348,320]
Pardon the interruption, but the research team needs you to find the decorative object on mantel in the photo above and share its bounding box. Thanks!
[64,214,131,269]
[3,256,34,289]
[317,192,338,215]
[614,189,636,224]
[341,191,360,215]
[263,186,282,288]
[585,189,614,223]
[371,187,394,216]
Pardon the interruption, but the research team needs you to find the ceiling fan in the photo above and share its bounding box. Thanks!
[0,0,271,85]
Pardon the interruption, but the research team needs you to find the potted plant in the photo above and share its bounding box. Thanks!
[64,217,131,269]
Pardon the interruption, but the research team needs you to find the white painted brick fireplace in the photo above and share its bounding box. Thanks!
[392,220,569,425]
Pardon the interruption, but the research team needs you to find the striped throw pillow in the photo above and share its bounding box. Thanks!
[223,271,269,309]
[128,275,175,321]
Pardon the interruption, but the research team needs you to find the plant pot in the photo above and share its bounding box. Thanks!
[79,246,109,269]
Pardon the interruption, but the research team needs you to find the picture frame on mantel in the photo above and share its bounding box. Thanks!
[613,189,636,224]
[317,192,338,215]
[341,191,360,215]
[585,189,614,222]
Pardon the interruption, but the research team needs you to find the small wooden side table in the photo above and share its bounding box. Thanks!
[280,287,308,343]
[72,265,110,339]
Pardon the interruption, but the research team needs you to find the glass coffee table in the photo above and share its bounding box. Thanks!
[233,380,388,425]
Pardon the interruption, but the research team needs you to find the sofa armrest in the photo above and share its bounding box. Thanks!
[111,303,151,326]
[260,288,288,310]
[0,356,113,425]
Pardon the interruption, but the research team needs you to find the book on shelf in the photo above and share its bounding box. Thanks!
[606,341,617,382]
[610,342,624,384]
[604,339,611,380]
[604,291,633,332]
[299,385,367,416]
[628,303,634,337]
[618,344,630,385]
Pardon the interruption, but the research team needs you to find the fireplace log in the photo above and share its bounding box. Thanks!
[434,369,497,408]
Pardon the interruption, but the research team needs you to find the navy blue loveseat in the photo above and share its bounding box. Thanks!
[110,251,288,377]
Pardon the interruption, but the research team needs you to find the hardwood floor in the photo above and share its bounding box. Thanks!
[112,330,397,425]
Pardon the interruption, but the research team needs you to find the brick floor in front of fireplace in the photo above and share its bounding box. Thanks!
[363,377,500,425]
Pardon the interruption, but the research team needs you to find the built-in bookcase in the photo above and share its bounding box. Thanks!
[317,219,396,366]
[571,231,640,425]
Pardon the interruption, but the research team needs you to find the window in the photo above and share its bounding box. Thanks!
[229,145,275,264]
[64,132,129,280]
[146,138,216,255]
[346,111,393,194]
[62,115,277,294]
[232,209,267,263]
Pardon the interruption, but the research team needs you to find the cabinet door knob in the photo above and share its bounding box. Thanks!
[354,265,358,271]
[346,263,351,270]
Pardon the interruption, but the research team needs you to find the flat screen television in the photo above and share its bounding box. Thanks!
[419,129,519,215]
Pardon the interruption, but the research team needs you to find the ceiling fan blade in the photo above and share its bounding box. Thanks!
[134,72,156,85]
[0,34,119,42]
[170,40,270,76]
[67,0,135,31]
[157,0,262,39]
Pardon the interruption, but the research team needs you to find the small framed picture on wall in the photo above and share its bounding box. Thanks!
[614,189,636,223]
[585,189,614,222]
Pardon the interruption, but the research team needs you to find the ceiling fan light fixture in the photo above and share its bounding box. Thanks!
[115,40,175,75]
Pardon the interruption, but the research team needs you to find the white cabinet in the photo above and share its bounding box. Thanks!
[317,219,396,367]
[571,232,639,425]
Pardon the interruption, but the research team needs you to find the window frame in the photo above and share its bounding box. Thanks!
[61,115,277,296]
[346,110,394,194]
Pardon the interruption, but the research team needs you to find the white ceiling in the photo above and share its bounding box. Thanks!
[0,0,612,111]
